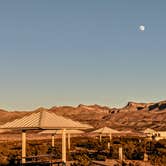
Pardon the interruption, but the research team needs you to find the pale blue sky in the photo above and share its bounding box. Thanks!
[0,1,166,110]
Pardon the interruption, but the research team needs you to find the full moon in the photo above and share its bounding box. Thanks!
[139,25,145,31]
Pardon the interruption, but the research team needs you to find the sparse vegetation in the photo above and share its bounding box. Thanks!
[0,136,165,165]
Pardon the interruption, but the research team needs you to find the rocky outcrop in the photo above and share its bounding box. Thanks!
[148,101,166,111]
[118,100,166,112]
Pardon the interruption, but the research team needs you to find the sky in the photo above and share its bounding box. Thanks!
[0,0,166,111]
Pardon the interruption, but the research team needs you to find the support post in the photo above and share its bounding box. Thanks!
[62,129,66,163]
[22,130,26,164]
[67,133,71,151]
[51,134,55,147]
[108,142,110,149]
[109,133,112,142]
[119,147,123,161]
[99,134,102,142]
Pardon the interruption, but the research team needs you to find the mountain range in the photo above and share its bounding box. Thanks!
[0,100,166,131]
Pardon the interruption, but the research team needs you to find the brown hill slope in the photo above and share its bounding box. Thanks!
[0,109,29,125]
[0,100,166,131]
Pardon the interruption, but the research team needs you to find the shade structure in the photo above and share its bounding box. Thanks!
[40,129,85,150]
[92,127,120,134]
[143,128,156,134]
[0,110,92,130]
[92,127,120,142]
[0,110,92,164]
[143,128,156,138]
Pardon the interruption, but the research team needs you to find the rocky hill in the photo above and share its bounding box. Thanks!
[0,100,166,131]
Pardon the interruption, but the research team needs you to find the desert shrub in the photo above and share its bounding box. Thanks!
[8,154,20,165]
[108,146,119,159]
[76,139,96,149]
[71,153,91,166]
[147,140,166,165]
[47,145,61,159]
[0,136,165,165]
[0,156,9,166]
[96,154,106,161]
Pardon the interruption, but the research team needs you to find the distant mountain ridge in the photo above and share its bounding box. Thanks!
[0,100,166,131]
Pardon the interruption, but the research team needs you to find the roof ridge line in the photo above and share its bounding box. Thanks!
[39,110,46,127]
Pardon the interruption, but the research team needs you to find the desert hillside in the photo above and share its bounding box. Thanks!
[0,100,166,131]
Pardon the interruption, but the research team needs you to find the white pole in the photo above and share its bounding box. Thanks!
[99,134,102,142]
[68,133,71,151]
[109,133,112,142]
[119,147,123,161]
[62,129,66,163]
[22,130,26,164]
[51,134,55,147]
[108,142,110,149]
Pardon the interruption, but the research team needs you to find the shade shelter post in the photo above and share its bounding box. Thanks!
[119,146,123,161]
[99,134,102,142]
[51,134,55,147]
[109,133,112,142]
[62,129,66,163]
[22,130,26,164]
[67,133,71,150]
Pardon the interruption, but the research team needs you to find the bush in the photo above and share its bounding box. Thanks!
[71,153,91,166]
[96,154,106,161]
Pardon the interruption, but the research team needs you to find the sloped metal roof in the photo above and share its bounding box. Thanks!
[39,129,84,134]
[92,127,120,134]
[0,110,92,130]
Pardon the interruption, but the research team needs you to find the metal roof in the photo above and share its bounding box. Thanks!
[92,127,120,134]
[0,110,92,130]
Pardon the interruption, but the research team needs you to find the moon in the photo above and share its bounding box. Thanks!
[139,25,145,31]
